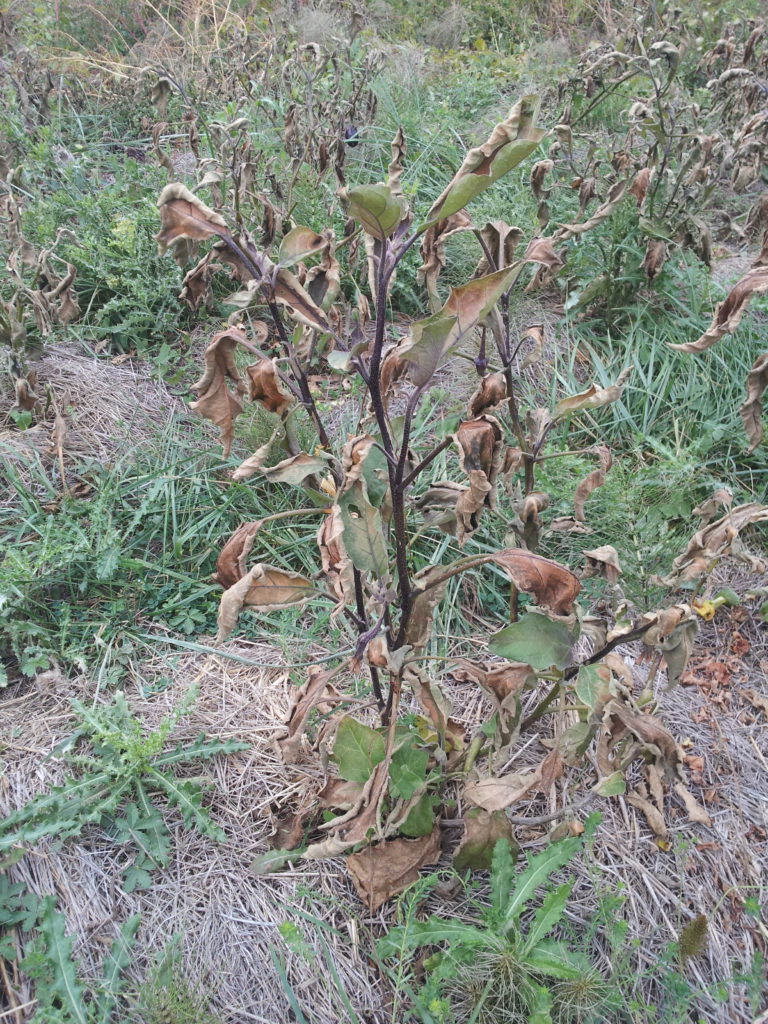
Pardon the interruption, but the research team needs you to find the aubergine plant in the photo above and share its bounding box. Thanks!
[157,95,720,906]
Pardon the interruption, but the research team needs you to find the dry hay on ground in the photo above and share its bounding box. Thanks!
[0,343,184,482]
[1,603,766,1022]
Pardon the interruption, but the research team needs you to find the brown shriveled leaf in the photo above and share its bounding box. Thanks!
[456,471,493,544]
[629,167,651,206]
[317,507,354,614]
[214,521,261,588]
[468,372,507,416]
[573,445,612,522]
[641,606,698,689]
[554,369,631,420]
[304,756,391,859]
[522,236,566,292]
[453,809,518,871]
[427,96,546,224]
[179,251,218,310]
[626,792,668,839]
[642,238,667,282]
[673,782,712,826]
[519,323,545,370]
[740,351,768,452]
[407,565,450,650]
[230,428,282,482]
[487,549,580,615]
[317,778,365,810]
[666,503,768,581]
[157,182,230,255]
[464,749,563,811]
[474,220,525,275]
[597,699,682,782]
[582,545,622,585]
[670,242,768,353]
[346,827,441,912]
[387,126,407,198]
[273,266,331,332]
[190,328,248,457]
[216,564,315,641]
[417,212,474,311]
[451,659,533,704]
[246,359,294,416]
[305,233,341,311]
[278,226,328,268]
[555,179,627,239]
[455,417,502,485]
[276,666,334,763]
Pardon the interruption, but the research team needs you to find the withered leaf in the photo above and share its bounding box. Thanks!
[464,749,563,811]
[487,549,581,615]
[519,324,545,370]
[217,564,315,641]
[582,545,622,584]
[573,445,612,522]
[555,179,627,239]
[474,220,524,275]
[278,226,328,268]
[670,245,768,353]
[427,96,545,224]
[387,125,406,198]
[554,369,631,419]
[215,521,261,588]
[453,809,518,871]
[666,503,768,581]
[277,666,334,763]
[407,565,449,650]
[468,372,507,416]
[740,351,768,452]
[246,359,294,415]
[346,827,441,912]
[190,328,247,456]
[417,211,473,311]
[157,182,230,256]
[642,238,667,282]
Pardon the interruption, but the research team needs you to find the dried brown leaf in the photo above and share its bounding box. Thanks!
[555,369,631,419]
[740,351,768,452]
[488,549,581,615]
[667,503,768,580]
[417,211,474,311]
[277,666,334,763]
[157,182,229,255]
[246,358,294,415]
[468,372,507,416]
[190,328,247,456]
[573,445,612,522]
[216,564,315,641]
[346,828,441,911]
[465,749,563,811]
[215,521,261,588]
[582,545,622,584]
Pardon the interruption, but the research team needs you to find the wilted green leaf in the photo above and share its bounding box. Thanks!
[332,716,386,783]
[592,771,626,797]
[346,183,406,240]
[337,482,388,576]
[389,740,428,800]
[489,612,575,670]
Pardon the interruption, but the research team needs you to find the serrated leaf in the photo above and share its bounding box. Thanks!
[523,882,573,952]
[331,716,386,783]
[502,837,582,931]
[490,837,518,920]
[490,612,574,670]
[33,898,88,1024]
[148,770,225,840]
[524,939,585,980]
[377,918,488,959]
[96,914,141,1023]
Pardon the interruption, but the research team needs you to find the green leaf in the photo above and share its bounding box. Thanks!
[502,837,582,930]
[489,612,574,670]
[592,771,626,797]
[574,664,608,712]
[399,313,459,387]
[528,985,554,1024]
[523,882,573,953]
[96,914,141,1024]
[331,716,386,783]
[523,939,585,980]
[426,95,545,224]
[453,810,519,872]
[336,483,388,577]
[250,848,302,875]
[32,897,88,1024]
[346,183,406,240]
[148,770,226,840]
[490,837,517,921]
[389,740,429,800]
[278,226,327,268]
[399,793,437,838]
[377,918,488,959]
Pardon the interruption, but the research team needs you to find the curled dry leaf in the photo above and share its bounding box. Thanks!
[190,328,248,457]
[692,487,733,523]
[407,565,450,650]
[427,95,546,224]
[278,225,328,268]
[464,749,563,811]
[387,125,407,198]
[642,238,667,282]
[455,417,502,488]
[216,563,315,641]
[456,470,493,544]
[468,372,507,416]
[555,178,628,239]
[670,240,768,353]
[740,351,768,452]
[317,507,355,615]
[156,182,230,256]
[629,167,651,206]
[246,359,294,415]
[573,445,612,522]
[451,658,533,704]
[474,220,524,275]
[488,549,580,616]
[582,545,622,585]
[641,605,698,688]
[214,521,261,588]
[304,756,391,859]
[417,211,474,311]
[554,368,631,420]
[179,251,218,310]
[666,503,768,581]
[519,323,545,370]
[276,665,334,764]
[346,827,441,912]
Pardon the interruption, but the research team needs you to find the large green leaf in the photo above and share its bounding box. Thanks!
[523,882,573,953]
[336,482,388,576]
[331,716,386,783]
[346,183,406,240]
[389,739,429,799]
[524,939,586,980]
[489,612,574,670]
[399,313,459,387]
